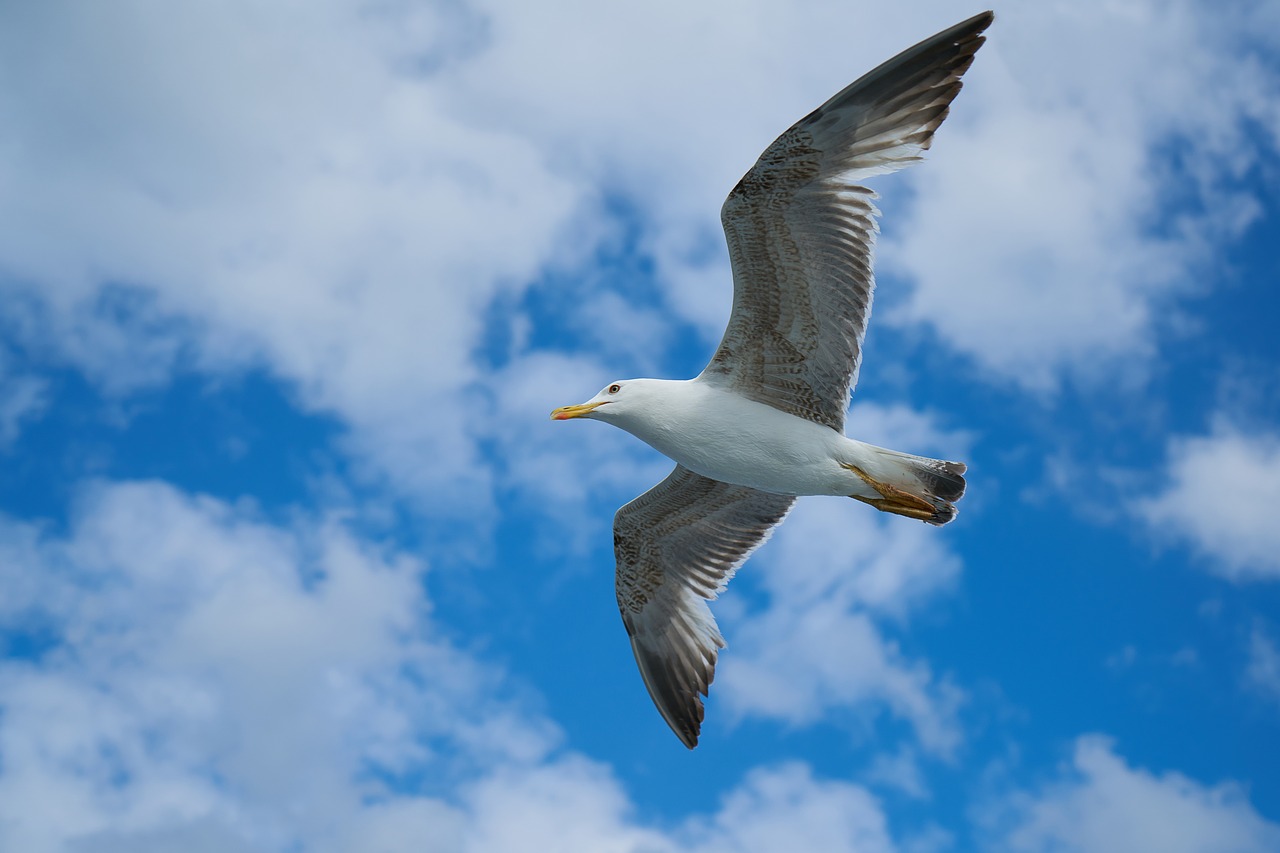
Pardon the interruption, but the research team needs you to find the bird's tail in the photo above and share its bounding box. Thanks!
[843,446,967,526]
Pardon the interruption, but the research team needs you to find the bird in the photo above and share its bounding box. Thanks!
[551,11,992,749]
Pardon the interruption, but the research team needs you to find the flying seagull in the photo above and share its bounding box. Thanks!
[552,11,992,748]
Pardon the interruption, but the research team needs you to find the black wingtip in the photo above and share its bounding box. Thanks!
[661,702,702,749]
[957,10,996,35]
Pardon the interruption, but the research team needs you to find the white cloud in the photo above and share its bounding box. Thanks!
[0,0,1267,572]
[459,759,902,853]
[685,763,896,853]
[0,0,590,514]
[1245,625,1280,704]
[844,402,974,463]
[458,757,671,853]
[1136,419,1280,580]
[449,0,964,337]
[460,0,1280,391]
[983,736,1280,853]
[0,479,555,851]
[6,0,1275,520]
[0,359,46,447]
[0,478,923,852]
[718,494,964,754]
[865,747,931,800]
[883,0,1279,389]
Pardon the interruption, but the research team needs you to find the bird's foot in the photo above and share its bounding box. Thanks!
[841,463,940,522]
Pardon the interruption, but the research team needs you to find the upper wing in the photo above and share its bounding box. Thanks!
[700,12,994,431]
[614,465,795,748]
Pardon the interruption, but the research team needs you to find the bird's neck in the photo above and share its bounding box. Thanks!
[615,379,700,451]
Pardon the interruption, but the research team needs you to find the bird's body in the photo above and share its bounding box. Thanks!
[552,11,993,748]
[582,377,943,502]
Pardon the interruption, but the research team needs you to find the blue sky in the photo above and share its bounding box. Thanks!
[1,1,1279,851]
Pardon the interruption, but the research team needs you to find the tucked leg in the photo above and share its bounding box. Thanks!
[842,462,946,523]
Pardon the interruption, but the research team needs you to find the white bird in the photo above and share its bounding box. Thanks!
[552,12,992,748]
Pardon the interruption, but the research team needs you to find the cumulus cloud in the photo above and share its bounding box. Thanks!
[884,0,1279,389]
[5,0,1274,522]
[462,0,1280,392]
[1246,625,1280,704]
[684,763,896,853]
[0,0,589,514]
[0,478,923,852]
[0,349,47,447]
[1136,419,1280,580]
[449,0,972,337]
[718,494,964,754]
[0,478,555,851]
[6,4,1278,849]
[864,747,931,800]
[461,760,900,853]
[844,402,974,463]
[982,736,1280,853]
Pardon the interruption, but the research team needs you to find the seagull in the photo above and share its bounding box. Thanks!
[551,12,992,748]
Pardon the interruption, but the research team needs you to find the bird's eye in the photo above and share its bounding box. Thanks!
[608,384,621,394]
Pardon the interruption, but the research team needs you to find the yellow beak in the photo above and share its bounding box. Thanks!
[550,401,605,420]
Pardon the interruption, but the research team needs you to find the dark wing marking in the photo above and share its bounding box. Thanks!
[614,465,795,748]
[700,12,994,431]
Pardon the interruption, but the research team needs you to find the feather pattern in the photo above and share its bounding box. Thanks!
[614,465,794,748]
[700,11,993,431]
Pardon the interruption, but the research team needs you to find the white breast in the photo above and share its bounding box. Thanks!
[619,381,856,496]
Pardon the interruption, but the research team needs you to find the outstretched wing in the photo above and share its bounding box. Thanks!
[614,465,794,748]
[700,12,994,431]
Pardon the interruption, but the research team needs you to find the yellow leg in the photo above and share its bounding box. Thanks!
[841,463,939,521]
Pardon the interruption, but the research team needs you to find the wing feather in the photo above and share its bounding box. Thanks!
[700,11,994,431]
[614,465,794,748]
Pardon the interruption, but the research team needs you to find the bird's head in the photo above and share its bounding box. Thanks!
[549,379,639,423]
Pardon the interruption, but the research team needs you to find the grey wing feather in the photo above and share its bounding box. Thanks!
[700,11,994,431]
[614,465,795,748]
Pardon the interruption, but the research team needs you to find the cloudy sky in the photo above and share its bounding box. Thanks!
[2,1,1279,850]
